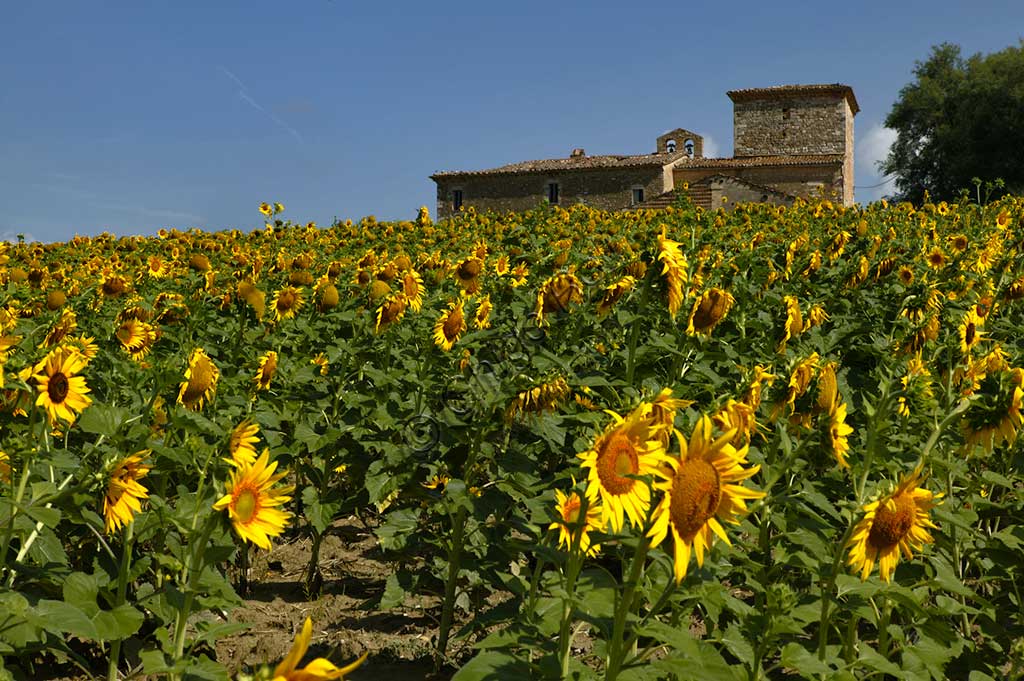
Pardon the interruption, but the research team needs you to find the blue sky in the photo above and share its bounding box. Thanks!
[2,1,1022,243]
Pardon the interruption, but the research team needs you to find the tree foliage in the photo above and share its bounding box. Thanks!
[882,40,1024,203]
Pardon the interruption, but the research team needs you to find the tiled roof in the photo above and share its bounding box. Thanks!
[673,154,844,169]
[431,151,687,179]
[727,83,859,115]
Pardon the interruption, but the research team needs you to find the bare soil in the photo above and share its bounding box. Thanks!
[214,517,464,680]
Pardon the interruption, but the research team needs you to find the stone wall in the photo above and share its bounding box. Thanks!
[673,163,843,202]
[435,167,669,219]
[706,176,794,208]
[733,95,848,158]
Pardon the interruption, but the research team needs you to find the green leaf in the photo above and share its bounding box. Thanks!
[63,572,100,616]
[452,650,533,680]
[780,642,833,676]
[376,508,420,551]
[32,600,98,640]
[78,404,131,436]
[92,604,144,640]
[380,572,407,610]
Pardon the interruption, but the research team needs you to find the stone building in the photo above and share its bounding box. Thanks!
[430,84,858,217]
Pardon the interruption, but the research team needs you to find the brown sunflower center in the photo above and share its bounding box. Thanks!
[182,360,214,403]
[458,259,482,280]
[276,290,297,312]
[596,432,638,495]
[964,322,976,346]
[47,372,70,403]
[691,291,726,331]
[867,494,916,549]
[233,487,260,524]
[668,459,722,540]
[443,309,464,341]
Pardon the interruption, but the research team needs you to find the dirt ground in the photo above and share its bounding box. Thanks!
[214,517,466,680]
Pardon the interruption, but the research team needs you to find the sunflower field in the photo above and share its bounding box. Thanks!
[1,194,1023,681]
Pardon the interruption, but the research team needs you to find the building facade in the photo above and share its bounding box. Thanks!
[430,84,858,218]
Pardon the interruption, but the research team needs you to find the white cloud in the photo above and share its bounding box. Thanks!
[856,124,898,202]
[701,134,720,159]
[1,230,37,244]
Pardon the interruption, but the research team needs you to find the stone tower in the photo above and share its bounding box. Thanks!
[727,84,858,204]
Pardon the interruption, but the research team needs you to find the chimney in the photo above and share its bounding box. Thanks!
[570,148,586,158]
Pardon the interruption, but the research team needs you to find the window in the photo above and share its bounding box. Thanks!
[632,187,644,205]
[548,182,560,205]
[452,189,463,211]
[684,139,695,158]
[665,138,677,153]
[782,108,791,120]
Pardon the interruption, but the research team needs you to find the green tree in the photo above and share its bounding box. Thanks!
[882,40,1024,204]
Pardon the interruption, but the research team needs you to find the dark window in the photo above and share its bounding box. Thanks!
[782,108,791,120]
[548,182,560,205]
[452,189,463,210]
[632,188,644,205]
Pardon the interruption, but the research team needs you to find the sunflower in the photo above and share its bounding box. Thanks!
[401,270,425,312]
[550,487,602,556]
[103,452,151,534]
[961,370,1024,452]
[43,309,77,348]
[213,448,294,550]
[271,286,304,322]
[578,405,666,532]
[433,300,466,352]
[259,202,273,216]
[805,304,829,329]
[958,307,985,357]
[827,402,853,468]
[311,352,329,376]
[846,466,941,583]
[34,347,92,425]
[925,246,947,269]
[506,376,571,422]
[374,294,407,334]
[147,255,169,278]
[454,256,484,294]
[949,234,969,254]
[115,319,157,361]
[178,348,219,411]
[254,350,279,391]
[712,399,758,446]
[315,279,340,311]
[510,262,530,287]
[657,228,688,319]
[0,450,11,484]
[897,265,914,286]
[494,255,510,276]
[778,295,803,351]
[229,419,261,466]
[596,275,635,317]
[686,287,735,336]
[271,618,367,681]
[648,388,694,447]
[648,416,764,583]
[473,294,492,329]
[535,273,583,325]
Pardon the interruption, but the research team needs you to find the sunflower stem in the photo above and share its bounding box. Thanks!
[108,521,134,681]
[557,497,588,679]
[171,513,218,677]
[625,265,655,386]
[605,532,650,681]
[434,506,467,671]
[876,594,892,657]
